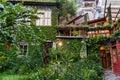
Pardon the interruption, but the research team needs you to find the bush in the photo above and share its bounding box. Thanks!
[24,59,104,80]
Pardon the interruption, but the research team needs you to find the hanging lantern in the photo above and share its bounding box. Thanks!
[56,39,63,47]
[100,46,106,51]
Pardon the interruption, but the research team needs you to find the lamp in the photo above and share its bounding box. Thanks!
[56,39,62,47]
[58,41,62,46]
[100,46,106,51]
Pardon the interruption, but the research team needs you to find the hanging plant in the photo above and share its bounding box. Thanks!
[103,24,112,30]
[72,31,79,36]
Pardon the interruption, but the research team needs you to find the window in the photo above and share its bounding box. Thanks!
[84,3,93,7]
[20,42,28,56]
[36,9,51,26]
[113,48,117,63]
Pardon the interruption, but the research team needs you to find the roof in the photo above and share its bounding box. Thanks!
[67,13,106,25]
[67,14,88,25]
[67,15,84,24]
[87,17,106,24]
[8,1,60,8]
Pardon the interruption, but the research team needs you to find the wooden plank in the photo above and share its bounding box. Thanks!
[104,0,107,17]
[115,9,120,21]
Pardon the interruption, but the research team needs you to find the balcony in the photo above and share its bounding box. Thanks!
[56,25,112,39]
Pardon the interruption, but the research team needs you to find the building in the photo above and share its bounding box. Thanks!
[9,0,60,26]
[8,0,60,57]
[75,0,101,20]
[100,0,120,21]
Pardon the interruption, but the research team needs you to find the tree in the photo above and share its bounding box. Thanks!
[0,1,42,49]
[0,1,45,73]
[56,0,77,21]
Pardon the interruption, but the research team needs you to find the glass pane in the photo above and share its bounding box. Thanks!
[45,11,48,18]
[48,11,51,18]
[45,19,48,25]
[36,20,40,26]
[40,19,43,25]
[48,19,51,26]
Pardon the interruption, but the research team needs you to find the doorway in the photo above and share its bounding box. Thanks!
[100,47,111,69]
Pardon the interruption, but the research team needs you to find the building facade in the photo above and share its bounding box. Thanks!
[75,0,101,20]
[100,0,120,21]
[9,0,59,26]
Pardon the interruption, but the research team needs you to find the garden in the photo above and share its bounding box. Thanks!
[0,1,109,80]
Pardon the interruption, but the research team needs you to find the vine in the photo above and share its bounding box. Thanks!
[107,6,112,24]
[51,7,58,27]
[38,26,57,41]
[110,29,120,41]
[86,36,106,62]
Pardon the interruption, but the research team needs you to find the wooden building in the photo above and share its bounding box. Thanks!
[110,40,120,76]
[9,0,60,26]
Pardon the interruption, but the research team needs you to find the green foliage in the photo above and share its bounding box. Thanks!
[107,7,112,24]
[0,43,6,51]
[107,18,120,41]
[0,44,43,75]
[50,39,83,63]
[72,31,79,36]
[57,0,77,21]
[51,8,58,27]
[0,73,28,80]
[17,0,57,2]
[0,2,40,44]
[0,44,19,73]
[0,2,44,75]
[58,24,113,31]
[86,36,106,62]
[38,26,57,41]
[110,29,120,41]
[25,59,103,80]
[63,60,103,80]
[0,2,104,80]
[28,44,43,70]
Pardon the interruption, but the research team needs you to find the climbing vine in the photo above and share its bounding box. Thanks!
[39,26,57,41]
[110,29,120,41]
[51,7,58,27]
[86,36,106,62]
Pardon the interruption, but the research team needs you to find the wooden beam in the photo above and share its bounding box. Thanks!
[105,12,120,14]
[67,15,83,25]
[70,28,72,36]
[87,17,106,25]
[115,9,120,21]
[112,16,120,18]
[67,13,87,25]
[8,1,60,8]
[104,0,107,17]
[111,8,120,10]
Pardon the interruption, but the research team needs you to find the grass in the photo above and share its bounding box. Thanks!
[0,73,28,80]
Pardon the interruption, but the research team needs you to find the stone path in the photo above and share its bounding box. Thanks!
[104,70,120,80]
